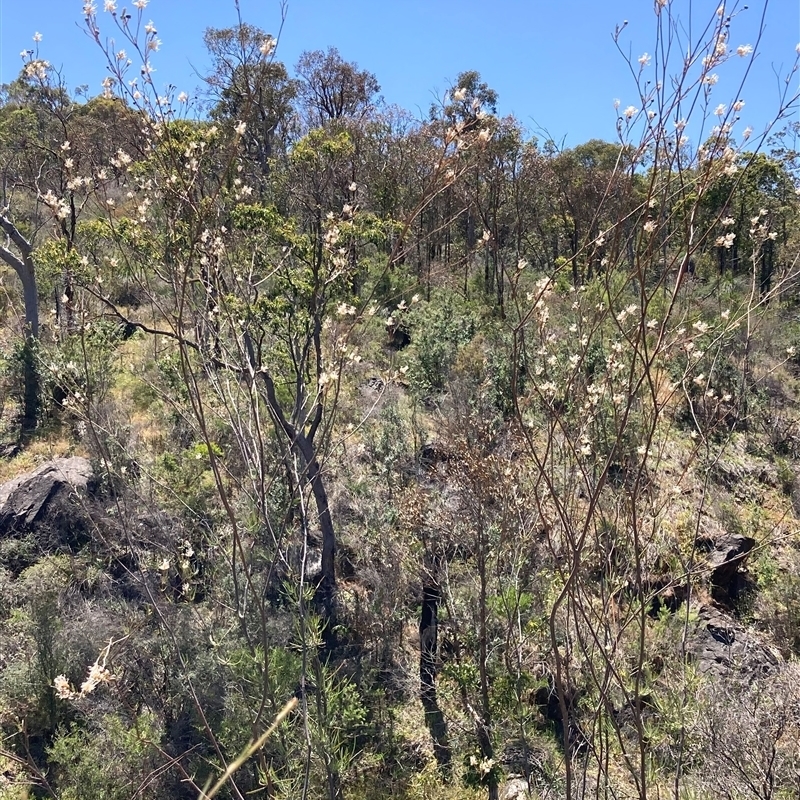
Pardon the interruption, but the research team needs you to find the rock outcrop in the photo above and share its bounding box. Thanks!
[0,457,94,530]
[686,604,781,679]
[0,456,96,573]
[695,530,756,606]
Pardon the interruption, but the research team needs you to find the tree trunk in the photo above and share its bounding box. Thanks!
[419,583,451,773]
[0,214,41,435]
[296,433,337,641]
[760,238,774,299]
[251,357,338,646]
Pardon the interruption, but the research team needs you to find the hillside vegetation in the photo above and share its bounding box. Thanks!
[0,3,800,799]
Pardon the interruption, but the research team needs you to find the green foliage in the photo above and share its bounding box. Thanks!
[1,336,42,428]
[41,317,126,418]
[230,202,286,232]
[155,440,224,521]
[404,292,478,393]
[365,400,410,491]
[461,750,503,792]
[33,239,88,302]
[290,128,354,167]
[48,712,162,800]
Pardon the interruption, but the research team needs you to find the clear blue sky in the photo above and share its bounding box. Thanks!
[1,0,798,147]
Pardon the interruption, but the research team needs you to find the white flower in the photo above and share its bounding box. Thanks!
[623,105,637,119]
[133,0,149,7]
[643,220,656,233]
[736,44,753,57]
[260,37,276,57]
[721,216,735,226]
[733,99,745,112]
[80,660,112,695]
[235,120,247,136]
[177,91,188,103]
[104,0,116,11]
[742,126,753,140]
[33,32,42,42]
[144,20,156,34]
[348,181,357,192]
[452,87,466,102]
[638,52,651,67]
[54,675,74,699]
[613,98,620,109]
[714,104,726,117]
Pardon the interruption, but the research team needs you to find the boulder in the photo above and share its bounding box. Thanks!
[0,457,94,530]
[686,604,781,679]
[701,532,755,606]
[499,777,536,800]
[0,457,96,573]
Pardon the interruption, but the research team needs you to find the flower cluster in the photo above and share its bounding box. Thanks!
[54,645,115,700]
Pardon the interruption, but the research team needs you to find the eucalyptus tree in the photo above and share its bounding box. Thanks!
[204,22,298,189]
[0,56,127,432]
[295,47,380,129]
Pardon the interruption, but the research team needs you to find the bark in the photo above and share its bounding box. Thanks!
[0,214,39,338]
[760,237,774,299]
[419,583,451,772]
[247,341,337,643]
[0,214,41,434]
[296,432,337,633]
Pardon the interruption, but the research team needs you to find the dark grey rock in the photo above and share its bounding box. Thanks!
[0,456,94,530]
[686,605,781,679]
[702,532,755,606]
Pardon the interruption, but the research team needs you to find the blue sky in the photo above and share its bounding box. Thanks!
[1,0,798,147]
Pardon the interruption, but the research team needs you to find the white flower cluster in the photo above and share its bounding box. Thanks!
[54,646,115,700]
